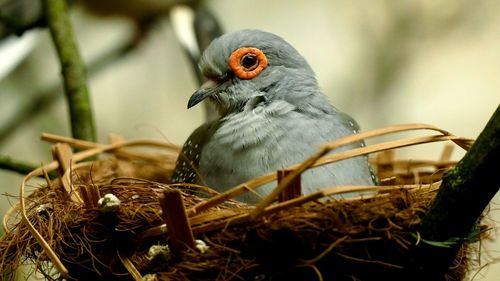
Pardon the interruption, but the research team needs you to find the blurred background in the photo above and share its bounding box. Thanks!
[0,0,499,279]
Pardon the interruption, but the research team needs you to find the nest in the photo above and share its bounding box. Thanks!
[0,124,484,281]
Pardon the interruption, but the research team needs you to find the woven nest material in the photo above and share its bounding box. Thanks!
[0,124,483,281]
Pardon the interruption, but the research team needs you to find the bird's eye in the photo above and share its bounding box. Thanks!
[228,47,268,80]
[241,54,258,70]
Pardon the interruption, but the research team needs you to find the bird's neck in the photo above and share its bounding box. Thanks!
[212,100,295,149]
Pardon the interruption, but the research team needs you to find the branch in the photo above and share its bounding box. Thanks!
[413,104,500,279]
[192,5,223,84]
[42,0,96,142]
[0,155,56,178]
[0,87,60,145]
[172,5,223,121]
[0,41,135,145]
[0,1,46,39]
[193,6,223,121]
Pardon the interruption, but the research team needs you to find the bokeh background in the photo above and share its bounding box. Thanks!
[0,0,499,279]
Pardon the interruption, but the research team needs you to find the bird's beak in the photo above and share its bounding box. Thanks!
[187,79,218,109]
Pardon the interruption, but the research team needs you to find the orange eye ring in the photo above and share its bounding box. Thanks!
[228,47,268,80]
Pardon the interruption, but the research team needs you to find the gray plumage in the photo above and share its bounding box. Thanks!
[171,29,376,202]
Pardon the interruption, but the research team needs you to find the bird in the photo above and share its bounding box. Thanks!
[171,29,376,203]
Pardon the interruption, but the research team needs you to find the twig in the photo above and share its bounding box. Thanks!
[42,0,96,142]
[19,170,69,277]
[336,252,404,269]
[250,148,328,219]
[193,123,469,218]
[51,143,73,176]
[51,143,83,203]
[117,250,143,281]
[301,236,349,264]
[41,132,181,158]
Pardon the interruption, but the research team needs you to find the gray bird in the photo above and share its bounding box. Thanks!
[171,29,376,203]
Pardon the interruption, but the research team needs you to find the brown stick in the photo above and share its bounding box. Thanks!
[51,143,73,177]
[41,132,181,151]
[278,169,302,202]
[437,144,454,169]
[52,143,83,203]
[41,132,181,163]
[79,186,93,209]
[89,185,101,207]
[159,189,195,254]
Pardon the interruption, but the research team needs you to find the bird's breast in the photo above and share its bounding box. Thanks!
[211,100,296,149]
[198,102,319,190]
[195,104,374,201]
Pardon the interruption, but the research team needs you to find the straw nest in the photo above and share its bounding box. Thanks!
[0,124,483,281]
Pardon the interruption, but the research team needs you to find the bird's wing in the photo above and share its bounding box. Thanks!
[332,110,379,185]
[171,120,219,184]
[337,109,361,132]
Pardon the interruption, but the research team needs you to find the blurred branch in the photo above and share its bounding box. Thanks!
[42,0,96,142]
[192,5,223,84]
[0,89,60,146]
[2,4,223,142]
[193,6,222,49]
[0,10,45,38]
[0,38,136,146]
[172,5,222,121]
[0,42,135,176]
[193,6,223,121]
[0,0,45,39]
[413,105,500,279]
[0,155,56,178]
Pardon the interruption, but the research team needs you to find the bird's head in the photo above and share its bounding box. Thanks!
[188,29,325,116]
